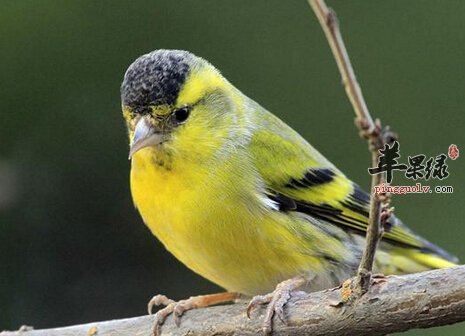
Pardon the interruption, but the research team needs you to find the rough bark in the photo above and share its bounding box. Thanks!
[2,265,465,336]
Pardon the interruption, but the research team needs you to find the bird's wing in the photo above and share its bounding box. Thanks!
[248,109,456,262]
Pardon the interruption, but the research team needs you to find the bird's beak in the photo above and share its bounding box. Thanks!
[128,118,163,159]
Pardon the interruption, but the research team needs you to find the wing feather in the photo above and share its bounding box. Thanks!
[248,107,457,262]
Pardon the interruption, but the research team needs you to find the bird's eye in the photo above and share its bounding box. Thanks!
[173,106,191,124]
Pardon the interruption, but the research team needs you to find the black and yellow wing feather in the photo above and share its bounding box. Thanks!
[248,106,457,266]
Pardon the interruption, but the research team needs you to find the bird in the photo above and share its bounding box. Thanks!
[120,49,458,335]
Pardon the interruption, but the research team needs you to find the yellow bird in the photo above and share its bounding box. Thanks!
[121,50,457,334]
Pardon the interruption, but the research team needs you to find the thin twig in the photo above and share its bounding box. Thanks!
[308,0,374,131]
[308,0,392,295]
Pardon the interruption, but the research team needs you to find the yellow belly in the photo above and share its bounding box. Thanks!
[130,148,334,295]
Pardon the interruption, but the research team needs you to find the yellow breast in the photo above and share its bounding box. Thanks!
[130,147,329,295]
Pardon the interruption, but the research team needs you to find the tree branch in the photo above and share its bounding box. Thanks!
[2,266,465,336]
[308,0,374,130]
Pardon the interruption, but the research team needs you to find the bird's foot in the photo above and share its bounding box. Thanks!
[147,292,238,336]
[246,276,306,335]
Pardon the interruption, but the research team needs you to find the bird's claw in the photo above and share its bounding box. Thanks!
[246,293,273,318]
[148,294,175,315]
[173,302,189,327]
[148,294,190,336]
[148,293,194,329]
[246,277,305,335]
[147,292,238,336]
[152,305,175,336]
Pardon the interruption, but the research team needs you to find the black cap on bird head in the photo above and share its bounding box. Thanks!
[121,50,194,114]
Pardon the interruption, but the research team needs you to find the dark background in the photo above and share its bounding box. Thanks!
[1,1,464,335]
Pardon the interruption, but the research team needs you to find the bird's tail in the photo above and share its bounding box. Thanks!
[377,247,458,275]
[376,214,459,275]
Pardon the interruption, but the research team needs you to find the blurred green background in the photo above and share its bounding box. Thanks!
[1,1,464,335]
